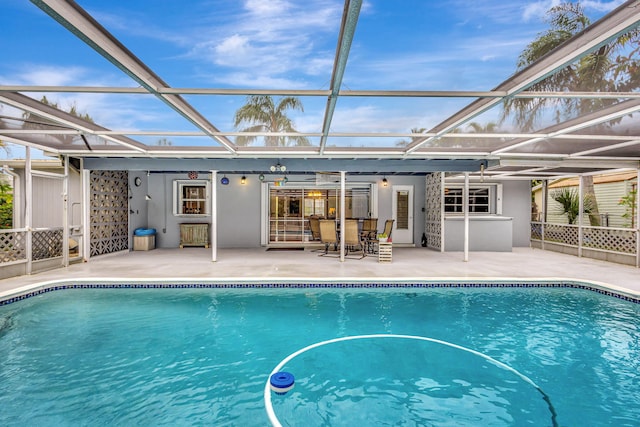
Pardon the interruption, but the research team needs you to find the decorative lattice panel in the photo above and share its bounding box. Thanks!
[89,170,129,257]
[425,172,443,250]
[583,227,636,254]
[32,228,63,260]
[530,222,543,240]
[544,223,579,246]
[0,231,26,263]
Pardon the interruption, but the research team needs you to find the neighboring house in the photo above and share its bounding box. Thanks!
[532,171,637,227]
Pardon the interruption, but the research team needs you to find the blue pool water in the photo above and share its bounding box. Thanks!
[0,286,639,426]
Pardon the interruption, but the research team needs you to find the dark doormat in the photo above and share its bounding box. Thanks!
[266,247,305,251]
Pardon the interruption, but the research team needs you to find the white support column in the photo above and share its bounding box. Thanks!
[440,172,445,252]
[82,168,90,261]
[210,170,217,262]
[578,175,584,258]
[541,179,548,250]
[463,172,469,262]
[63,155,69,268]
[25,147,32,274]
[339,171,346,262]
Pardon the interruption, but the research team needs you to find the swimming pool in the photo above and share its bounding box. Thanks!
[0,282,639,426]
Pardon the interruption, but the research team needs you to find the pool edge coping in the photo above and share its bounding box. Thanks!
[1,276,639,305]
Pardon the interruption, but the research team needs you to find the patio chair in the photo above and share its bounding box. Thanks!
[361,218,378,253]
[318,220,338,255]
[370,219,394,253]
[309,217,321,241]
[344,219,365,259]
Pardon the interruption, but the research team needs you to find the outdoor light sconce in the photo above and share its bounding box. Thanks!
[221,175,230,185]
[382,176,388,187]
[241,175,247,185]
[259,174,265,181]
[270,163,286,172]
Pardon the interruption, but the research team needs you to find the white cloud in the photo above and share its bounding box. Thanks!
[522,0,562,22]
[184,0,343,87]
[523,0,625,22]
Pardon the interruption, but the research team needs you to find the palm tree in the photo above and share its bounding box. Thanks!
[233,95,310,147]
[22,96,94,146]
[396,127,427,147]
[502,3,640,131]
[503,3,640,226]
[551,187,594,225]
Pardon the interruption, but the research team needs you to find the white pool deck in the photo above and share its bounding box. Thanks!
[0,247,638,298]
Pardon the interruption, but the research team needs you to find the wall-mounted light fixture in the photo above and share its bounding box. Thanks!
[259,174,265,181]
[241,175,247,185]
[270,163,286,172]
[382,176,388,187]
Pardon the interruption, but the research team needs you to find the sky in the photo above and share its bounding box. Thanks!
[0,0,628,158]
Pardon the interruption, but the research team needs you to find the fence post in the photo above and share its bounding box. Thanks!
[541,180,547,251]
[636,168,639,268]
[578,175,583,258]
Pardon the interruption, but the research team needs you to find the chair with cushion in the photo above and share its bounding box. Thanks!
[370,219,394,253]
[361,218,378,253]
[344,219,365,259]
[309,217,321,242]
[318,220,338,255]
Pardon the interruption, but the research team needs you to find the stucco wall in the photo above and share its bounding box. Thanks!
[139,173,426,249]
[501,180,532,247]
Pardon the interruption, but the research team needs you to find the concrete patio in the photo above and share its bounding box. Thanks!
[1,247,638,298]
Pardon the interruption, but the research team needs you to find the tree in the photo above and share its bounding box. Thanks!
[22,96,94,146]
[551,187,594,224]
[503,3,640,226]
[156,138,172,146]
[233,95,310,147]
[396,127,427,147]
[0,182,13,229]
[502,3,640,130]
[618,187,637,228]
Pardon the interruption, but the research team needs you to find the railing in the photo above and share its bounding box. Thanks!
[0,227,66,264]
[531,221,638,266]
[0,229,27,263]
[32,228,64,260]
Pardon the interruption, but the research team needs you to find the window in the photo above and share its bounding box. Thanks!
[173,180,210,216]
[444,185,500,214]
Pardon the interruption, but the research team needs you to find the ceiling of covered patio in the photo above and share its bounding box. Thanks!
[0,0,639,179]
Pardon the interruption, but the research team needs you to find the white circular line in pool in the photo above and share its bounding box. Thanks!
[264,334,558,427]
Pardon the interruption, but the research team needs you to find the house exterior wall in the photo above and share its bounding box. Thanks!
[142,173,426,249]
[12,165,82,230]
[534,177,636,227]
[502,180,532,247]
[441,179,530,251]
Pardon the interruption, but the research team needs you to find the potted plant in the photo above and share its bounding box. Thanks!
[378,233,388,243]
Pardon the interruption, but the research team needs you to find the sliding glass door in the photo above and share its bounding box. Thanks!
[268,185,372,244]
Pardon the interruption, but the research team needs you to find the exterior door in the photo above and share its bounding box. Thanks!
[392,185,413,244]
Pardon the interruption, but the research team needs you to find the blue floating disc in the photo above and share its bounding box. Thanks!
[270,371,295,395]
